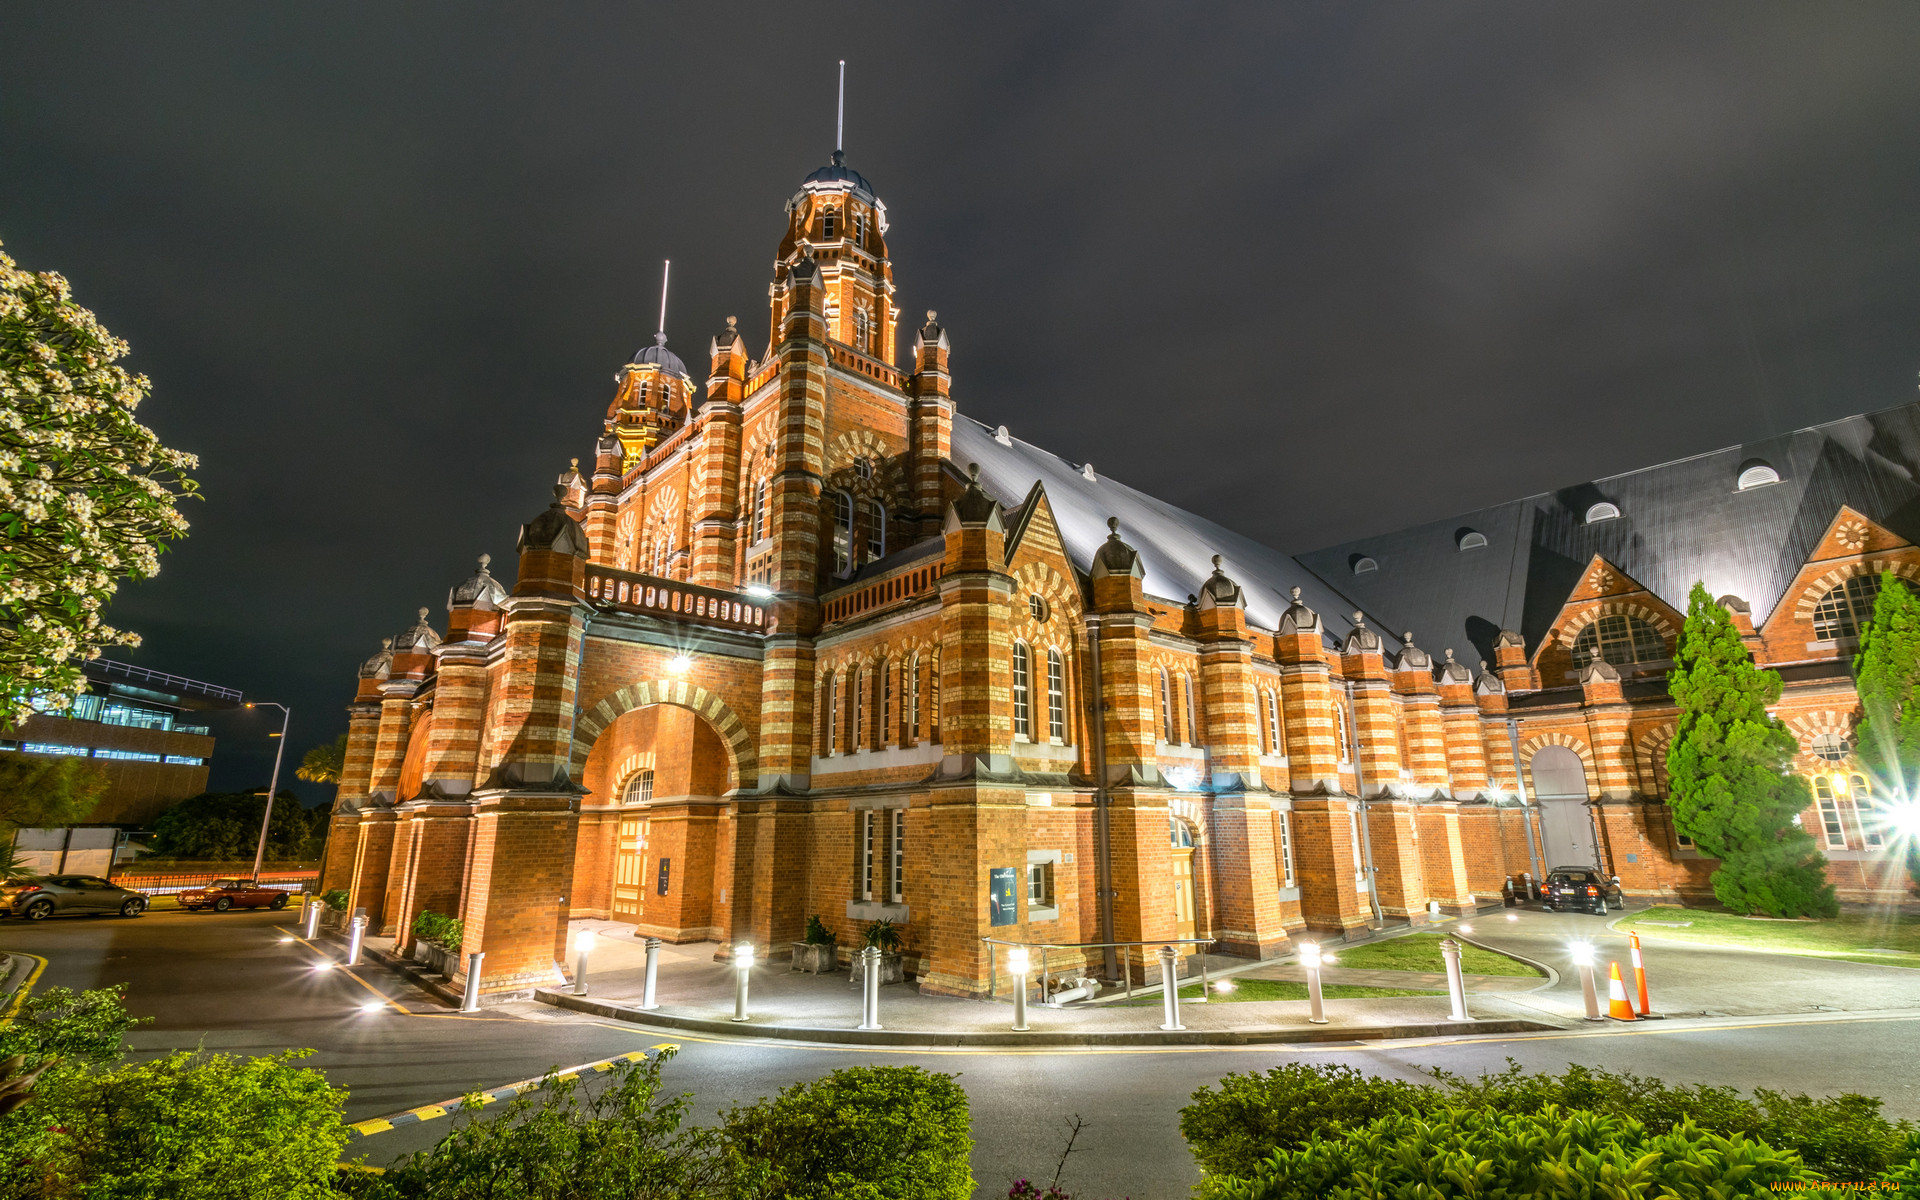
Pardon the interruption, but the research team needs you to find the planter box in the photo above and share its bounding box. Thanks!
[790,942,839,974]
[413,941,456,977]
[848,950,905,985]
[320,907,348,931]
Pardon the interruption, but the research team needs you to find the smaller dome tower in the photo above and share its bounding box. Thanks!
[606,261,694,472]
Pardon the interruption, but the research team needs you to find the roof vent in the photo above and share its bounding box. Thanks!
[1584,502,1621,524]
[1736,462,1780,491]
[1081,462,1096,481]
[993,425,1012,446]
[1457,529,1487,551]
[1352,555,1378,575]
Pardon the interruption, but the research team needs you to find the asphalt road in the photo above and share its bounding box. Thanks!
[5,907,1918,1200]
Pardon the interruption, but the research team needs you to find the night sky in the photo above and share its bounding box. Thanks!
[5,5,1919,803]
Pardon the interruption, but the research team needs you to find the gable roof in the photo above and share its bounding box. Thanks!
[1294,400,1920,666]
[953,417,1382,642]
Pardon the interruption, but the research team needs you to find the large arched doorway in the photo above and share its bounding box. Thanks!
[577,704,736,941]
[1529,745,1599,868]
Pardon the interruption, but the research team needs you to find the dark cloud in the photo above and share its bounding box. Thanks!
[4,3,1918,798]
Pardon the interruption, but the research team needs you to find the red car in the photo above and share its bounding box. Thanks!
[178,878,292,912]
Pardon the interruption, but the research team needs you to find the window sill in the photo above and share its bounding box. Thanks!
[1026,905,1059,923]
[846,900,909,924]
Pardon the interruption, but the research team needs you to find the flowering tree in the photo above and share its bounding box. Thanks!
[0,239,198,728]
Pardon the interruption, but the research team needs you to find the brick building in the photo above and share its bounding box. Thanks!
[324,147,1915,1001]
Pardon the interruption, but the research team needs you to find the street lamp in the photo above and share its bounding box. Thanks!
[243,701,291,881]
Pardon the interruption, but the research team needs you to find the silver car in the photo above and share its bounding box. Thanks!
[1,874,149,920]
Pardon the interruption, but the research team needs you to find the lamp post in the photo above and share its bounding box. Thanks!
[244,701,291,881]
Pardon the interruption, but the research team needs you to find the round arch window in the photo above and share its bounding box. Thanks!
[1811,574,1910,642]
[622,769,655,805]
[1168,816,1194,848]
[1028,594,1050,624]
[1571,612,1666,669]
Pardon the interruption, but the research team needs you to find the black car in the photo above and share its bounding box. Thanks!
[1540,866,1619,915]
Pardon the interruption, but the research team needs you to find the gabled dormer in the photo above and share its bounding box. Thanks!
[1532,555,1683,686]
[1760,506,1920,662]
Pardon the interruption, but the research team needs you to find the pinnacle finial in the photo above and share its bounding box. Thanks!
[1107,517,1120,536]
[478,553,491,571]
[1352,611,1365,627]
[418,606,429,621]
[926,309,938,324]
[726,315,738,330]
[1290,586,1302,601]
[1445,647,1455,662]
[1211,554,1223,571]
[1402,631,1414,644]
[570,457,579,472]
[381,637,393,650]
[967,462,981,483]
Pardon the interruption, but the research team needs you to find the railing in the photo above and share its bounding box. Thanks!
[585,567,767,633]
[111,869,318,896]
[822,561,944,625]
[828,343,905,389]
[981,936,1218,1005]
[87,658,243,705]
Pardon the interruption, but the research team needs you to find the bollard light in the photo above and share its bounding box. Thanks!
[1158,945,1185,1032]
[1300,941,1328,1024]
[1008,946,1031,1031]
[858,946,883,1031]
[302,897,323,940]
[1458,923,1474,934]
[573,930,593,997]
[1569,941,1603,1021]
[1505,913,1518,921]
[640,937,662,1011]
[1214,980,1237,994]
[1569,940,1594,965]
[460,951,486,1013]
[1439,937,1470,1022]
[731,943,754,1022]
[346,915,366,967]
[360,1000,385,1013]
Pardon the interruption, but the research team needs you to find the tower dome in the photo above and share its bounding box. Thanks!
[629,331,690,381]
[772,148,897,363]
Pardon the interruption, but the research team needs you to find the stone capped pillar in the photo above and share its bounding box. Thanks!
[1090,519,1154,782]
[1436,650,1488,794]
[1194,557,1288,959]
[1579,656,1636,796]
[1339,616,1399,793]
[1493,628,1533,692]
[1274,591,1339,790]
[1392,634,1447,790]
[456,488,590,1000]
[690,318,749,588]
[907,311,953,539]
[769,250,828,596]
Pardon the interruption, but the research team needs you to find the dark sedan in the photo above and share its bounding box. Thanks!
[1540,866,1620,915]
[1,875,149,920]
[178,878,292,912]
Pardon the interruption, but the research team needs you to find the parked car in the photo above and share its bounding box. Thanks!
[178,878,292,912]
[1,875,149,920]
[1539,866,1621,914]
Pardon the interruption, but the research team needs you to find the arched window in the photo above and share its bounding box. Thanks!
[1046,649,1066,742]
[1168,817,1194,848]
[878,658,893,749]
[1334,702,1350,762]
[831,491,854,576]
[622,769,654,805]
[1457,530,1488,551]
[1011,642,1032,741]
[853,665,868,750]
[1814,772,1883,850]
[1181,673,1197,746]
[1571,612,1667,669]
[821,204,838,240]
[1812,774,1845,849]
[1159,668,1174,743]
[1352,556,1378,575]
[826,671,841,756]
[751,479,768,543]
[852,306,869,352]
[863,498,885,563]
[853,208,868,247]
[1585,502,1621,523]
[905,653,920,743]
[1811,574,1907,642]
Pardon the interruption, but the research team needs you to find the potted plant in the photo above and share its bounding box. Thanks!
[410,910,464,976]
[848,918,906,985]
[790,914,838,974]
[318,888,349,929]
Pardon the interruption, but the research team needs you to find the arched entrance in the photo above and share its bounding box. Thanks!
[1529,745,1599,868]
[577,703,736,942]
[1169,816,1197,940]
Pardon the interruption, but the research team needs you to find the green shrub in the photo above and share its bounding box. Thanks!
[321,888,349,912]
[721,1065,972,1200]
[1204,1106,1813,1199]
[862,919,902,953]
[1179,1063,1437,1178]
[411,910,464,952]
[804,914,835,945]
[0,984,145,1068]
[345,1050,728,1200]
[0,1048,347,1200]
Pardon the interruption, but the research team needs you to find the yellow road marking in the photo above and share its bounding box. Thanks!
[0,954,49,1021]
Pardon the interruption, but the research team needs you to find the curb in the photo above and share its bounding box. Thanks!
[533,989,1562,1047]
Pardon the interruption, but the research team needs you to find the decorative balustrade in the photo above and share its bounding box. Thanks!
[585,568,766,632]
[822,560,944,625]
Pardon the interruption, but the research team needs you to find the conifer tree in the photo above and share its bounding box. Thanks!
[1666,582,1837,916]
[1851,571,1920,892]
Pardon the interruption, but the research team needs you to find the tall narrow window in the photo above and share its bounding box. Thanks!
[1012,642,1032,741]
[853,306,870,352]
[1813,775,1846,849]
[832,491,854,576]
[853,208,868,247]
[1850,774,1883,847]
[906,653,920,743]
[888,808,905,903]
[1159,668,1174,743]
[1267,689,1284,756]
[858,810,874,901]
[751,479,768,543]
[879,658,893,748]
[826,672,841,756]
[1276,810,1295,887]
[1046,649,1066,742]
[1335,702,1351,762]
[930,652,941,741]
[1181,673,1197,746]
[864,498,885,563]
[821,205,838,240]
[853,666,868,751]
[1348,810,1365,891]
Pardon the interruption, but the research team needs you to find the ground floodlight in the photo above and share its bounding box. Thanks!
[1007,946,1030,976]
[1569,941,1594,966]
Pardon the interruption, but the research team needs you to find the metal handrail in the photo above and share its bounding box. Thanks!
[89,658,243,703]
[981,935,1217,1004]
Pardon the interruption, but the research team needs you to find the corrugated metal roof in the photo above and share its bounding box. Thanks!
[1294,401,1920,664]
[954,417,1391,644]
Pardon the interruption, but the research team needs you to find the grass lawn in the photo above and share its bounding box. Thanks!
[1118,978,1439,1006]
[1329,931,1544,977]
[1618,906,1919,968]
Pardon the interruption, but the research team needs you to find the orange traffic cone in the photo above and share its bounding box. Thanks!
[1628,932,1651,1015]
[1606,962,1637,1021]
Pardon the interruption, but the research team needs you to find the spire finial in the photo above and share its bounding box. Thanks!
[967,462,980,483]
[1290,586,1302,601]
[1211,554,1223,571]
[656,259,671,344]
[478,553,491,571]
[418,606,430,621]
[1107,517,1120,536]
[1352,611,1366,627]
[836,60,846,154]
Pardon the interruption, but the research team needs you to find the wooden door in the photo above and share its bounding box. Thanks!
[613,817,648,922]
[1171,847,1196,940]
